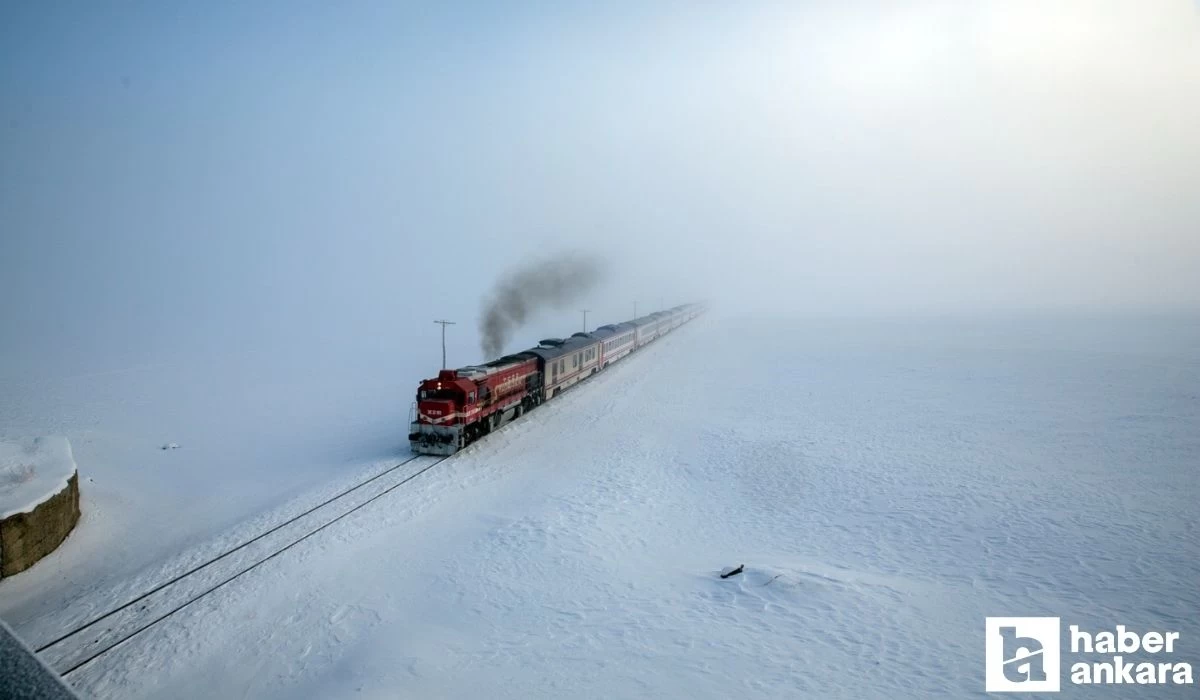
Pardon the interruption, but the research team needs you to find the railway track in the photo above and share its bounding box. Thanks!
[36,453,452,677]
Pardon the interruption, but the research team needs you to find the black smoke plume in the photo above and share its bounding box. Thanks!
[480,253,606,358]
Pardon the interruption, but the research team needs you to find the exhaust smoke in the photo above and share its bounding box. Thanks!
[479,253,606,358]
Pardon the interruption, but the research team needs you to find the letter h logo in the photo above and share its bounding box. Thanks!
[985,617,1060,692]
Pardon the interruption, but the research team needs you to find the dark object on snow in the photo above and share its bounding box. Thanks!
[720,564,744,579]
[0,618,80,699]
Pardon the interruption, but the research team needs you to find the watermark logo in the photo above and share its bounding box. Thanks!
[985,617,1061,692]
[985,617,1194,692]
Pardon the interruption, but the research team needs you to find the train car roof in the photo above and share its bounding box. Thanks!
[524,345,566,361]
[525,333,600,361]
[563,334,599,350]
[596,322,635,334]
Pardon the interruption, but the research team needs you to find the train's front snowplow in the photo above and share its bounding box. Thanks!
[409,422,461,455]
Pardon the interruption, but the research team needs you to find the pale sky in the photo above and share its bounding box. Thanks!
[2,1,1198,371]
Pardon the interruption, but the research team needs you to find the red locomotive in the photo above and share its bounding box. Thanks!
[410,355,542,454]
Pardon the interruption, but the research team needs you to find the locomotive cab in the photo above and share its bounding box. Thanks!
[409,370,476,454]
[418,385,463,416]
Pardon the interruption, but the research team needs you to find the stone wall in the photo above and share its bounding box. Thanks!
[0,472,80,577]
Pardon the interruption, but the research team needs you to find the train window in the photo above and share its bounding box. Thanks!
[422,389,458,401]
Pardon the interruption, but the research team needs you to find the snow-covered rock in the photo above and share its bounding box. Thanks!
[0,437,77,520]
[0,437,81,577]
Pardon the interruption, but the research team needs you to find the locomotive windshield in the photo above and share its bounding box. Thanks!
[420,389,460,401]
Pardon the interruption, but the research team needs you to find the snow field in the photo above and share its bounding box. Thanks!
[4,313,1198,698]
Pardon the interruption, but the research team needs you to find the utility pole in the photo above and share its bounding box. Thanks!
[433,319,455,369]
[634,301,638,318]
[580,309,590,333]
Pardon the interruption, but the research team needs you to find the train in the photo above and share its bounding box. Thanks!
[409,303,704,455]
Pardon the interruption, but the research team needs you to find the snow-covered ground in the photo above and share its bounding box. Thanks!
[1,313,1198,698]
[0,341,427,628]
